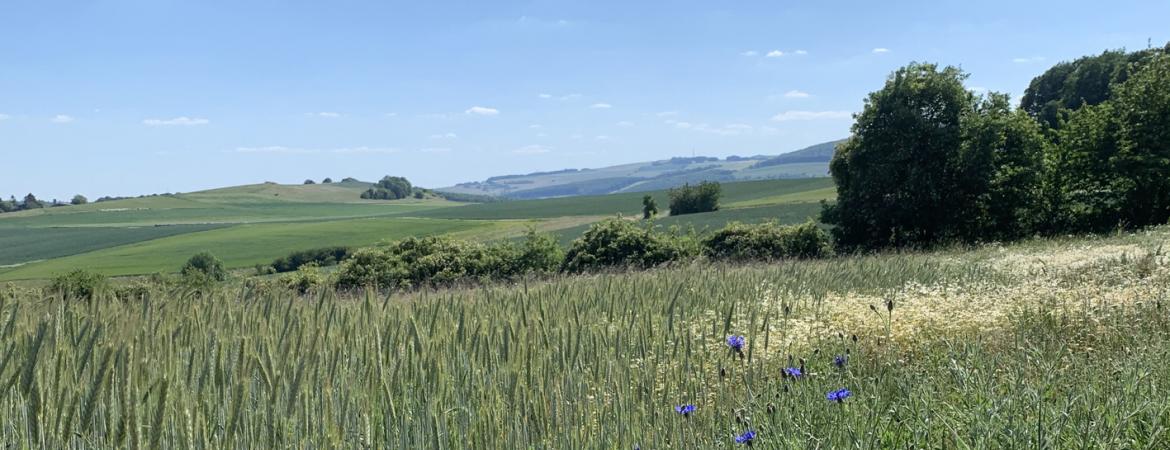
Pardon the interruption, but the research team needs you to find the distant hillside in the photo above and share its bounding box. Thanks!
[750,139,846,168]
[439,140,844,199]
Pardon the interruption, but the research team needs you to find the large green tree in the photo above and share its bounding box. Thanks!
[1021,46,1167,129]
[1112,54,1170,227]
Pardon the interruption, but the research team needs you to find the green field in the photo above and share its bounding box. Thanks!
[0,178,836,281]
[1,226,1165,447]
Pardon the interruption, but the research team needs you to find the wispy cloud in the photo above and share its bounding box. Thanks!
[311,112,341,118]
[529,124,542,129]
[740,50,758,57]
[595,135,610,141]
[771,110,853,121]
[784,90,811,98]
[590,102,613,109]
[419,147,452,154]
[1012,56,1046,64]
[794,49,808,55]
[656,111,679,117]
[0,113,9,121]
[539,93,583,101]
[51,114,74,123]
[872,48,891,54]
[766,50,786,58]
[465,106,500,116]
[143,116,209,126]
[616,121,635,127]
[429,132,458,139]
[234,145,399,154]
[514,144,551,154]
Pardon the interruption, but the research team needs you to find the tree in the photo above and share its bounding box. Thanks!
[322,177,333,183]
[1021,47,1166,129]
[360,176,414,200]
[668,181,721,215]
[822,63,972,250]
[641,195,658,219]
[22,193,42,209]
[71,194,88,205]
[303,179,316,185]
[1111,54,1170,227]
[181,251,227,282]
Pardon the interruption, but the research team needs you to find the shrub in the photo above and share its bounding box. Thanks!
[182,251,227,282]
[335,232,561,290]
[702,220,831,261]
[271,247,349,273]
[322,177,333,183]
[668,181,721,215]
[304,179,316,184]
[281,264,328,294]
[561,218,697,273]
[50,269,108,300]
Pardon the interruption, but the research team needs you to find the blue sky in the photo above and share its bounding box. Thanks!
[2,0,1167,201]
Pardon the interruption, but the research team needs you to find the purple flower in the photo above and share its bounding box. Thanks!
[826,388,853,402]
[674,404,696,417]
[735,430,757,445]
[726,335,746,352]
[784,367,802,378]
[833,355,848,368]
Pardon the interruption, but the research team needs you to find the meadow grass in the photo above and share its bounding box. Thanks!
[0,227,1166,448]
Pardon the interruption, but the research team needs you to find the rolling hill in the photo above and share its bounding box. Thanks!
[438,139,843,199]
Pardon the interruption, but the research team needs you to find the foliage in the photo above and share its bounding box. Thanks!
[70,194,87,205]
[181,251,226,282]
[270,246,349,273]
[702,220,831,261]
[303,179,315,184]
[560,217,698,273]
[335,232,561,290]
[360,176,413,200]
[48,269,107,300]
[667,181,721,216]
[641,195,658,219]
[1021,46,1166,129]
[322,177,333,183]
[281,264,328,294]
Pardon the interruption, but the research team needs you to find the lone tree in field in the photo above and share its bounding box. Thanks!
[303,179,316,185]
[668,181,720,216]
[71,194,87,205]
[361,176,413,200]
[823,62,1045,250]
[182,251,227,282]
[322,177,333,183]
[642,195,658,219]
[23,193,42,209]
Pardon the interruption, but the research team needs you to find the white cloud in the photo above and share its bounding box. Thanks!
[312,112,341,118]
[656,111,679,117]
[51,114,74,123]
[331,147,399,154]
[740,50,758,57]
[673,121,693,129]
[0,114,9,121]
[383,112,398,117]
[539,93,583,101]
[616,121,635,127]
[529,124,542,129]
[419,147,451,154]
[535,132,548,137]
[515,144,551,154]
[784,90,811,99]
[872,48,891,54]
[235,146,311,154]
[590,103,612,109]
[771,110,853,121]
[595,135,610,141]
[794,49,808,55]
[143,116,209,126]
[538,93,552,99]
[465,106,500,116]
[430,132,458,139]
[1012,56,1046,64]
[766,50,785,58]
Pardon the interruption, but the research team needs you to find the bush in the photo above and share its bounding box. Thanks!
[304,179,316,185]
[668,181,721,216]
[322,177,333,183]
[702,221,831,261]
[561,218,697,273]
[335,232,560,290]
[271,247,349,273]
[50,269,108,300]
[182,251,227,282]
[281,264,328,294]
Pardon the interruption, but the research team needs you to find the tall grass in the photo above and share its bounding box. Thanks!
[0,228,1167,448]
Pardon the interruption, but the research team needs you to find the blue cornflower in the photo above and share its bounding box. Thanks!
[826,388,853,402]
[833,354,848,368]
[726,335,746,352]
[784,367,802,378]
[734,429,757,445]
[674,404,696,417]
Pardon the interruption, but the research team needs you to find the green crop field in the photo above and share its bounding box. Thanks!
[0,224,231,266]
[1,226,1166,447]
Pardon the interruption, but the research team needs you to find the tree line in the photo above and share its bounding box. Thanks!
[823,44,1170,251]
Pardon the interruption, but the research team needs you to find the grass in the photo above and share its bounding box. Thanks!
[547,202,826,246]
[415,178,835,220]
[1,226,1166,447]
[0,217,506,280]
[0,224,230,266]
